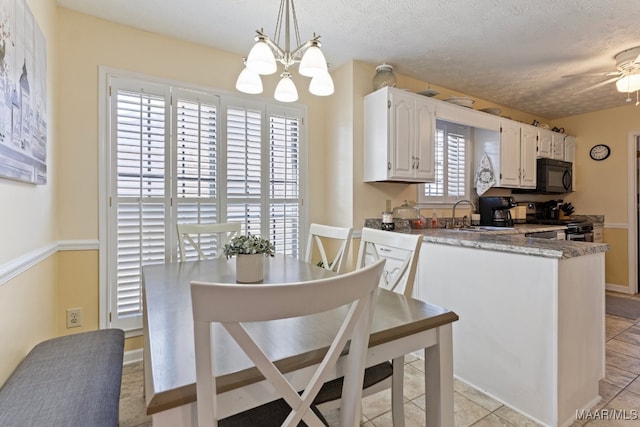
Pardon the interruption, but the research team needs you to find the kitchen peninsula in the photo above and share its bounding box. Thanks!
[363,222,609,427]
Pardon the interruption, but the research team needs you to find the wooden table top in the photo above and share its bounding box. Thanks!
[142,254,458,415]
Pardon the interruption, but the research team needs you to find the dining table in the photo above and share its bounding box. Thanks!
[142,254,458,426]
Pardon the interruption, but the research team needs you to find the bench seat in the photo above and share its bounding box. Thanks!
[0,329,125,427]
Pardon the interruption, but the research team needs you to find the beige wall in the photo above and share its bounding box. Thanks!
[0,0,58,383]
[555,104,640,289]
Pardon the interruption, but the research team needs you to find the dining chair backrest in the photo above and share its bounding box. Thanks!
[177,222,241,261]
[356,227,423,297]
[190,258,385,427]
[304,223,353,274]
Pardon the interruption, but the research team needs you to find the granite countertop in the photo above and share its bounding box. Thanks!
[363,219,609,259]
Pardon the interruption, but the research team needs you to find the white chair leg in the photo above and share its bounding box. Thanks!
[391,356,405,427]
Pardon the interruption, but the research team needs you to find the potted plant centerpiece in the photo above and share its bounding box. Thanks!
[223,234,275,283]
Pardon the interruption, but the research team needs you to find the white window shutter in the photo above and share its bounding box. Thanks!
[110,82,169,330]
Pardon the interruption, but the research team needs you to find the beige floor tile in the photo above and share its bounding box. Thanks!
[606,316,635,340]
[614,325,640,346]
[471,413,516,427]
[454,380,502,412]
[608,338,640,358]
[599,379,624,403]
[361,389,392,421]
[454,392,491,427]
[607,389,640,412]
[606,349,640,374]
[367,400,428,427]
[401,363,426,401]
[493,405,543,427]
[603,364,638,388]
[624,376,640,396]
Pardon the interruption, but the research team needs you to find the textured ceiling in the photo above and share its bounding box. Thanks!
[57,0,640,119]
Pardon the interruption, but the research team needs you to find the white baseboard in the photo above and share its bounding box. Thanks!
[123,348,144,365]
[606,282,635,294]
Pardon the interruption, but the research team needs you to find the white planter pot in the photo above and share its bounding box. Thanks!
[235,254,264,283]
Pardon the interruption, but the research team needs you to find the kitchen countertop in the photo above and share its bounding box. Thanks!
[363,220,609,259]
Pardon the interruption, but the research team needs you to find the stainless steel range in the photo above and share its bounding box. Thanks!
[523,201,594,241]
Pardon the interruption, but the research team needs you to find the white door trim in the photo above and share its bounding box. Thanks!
[627,131,640,294]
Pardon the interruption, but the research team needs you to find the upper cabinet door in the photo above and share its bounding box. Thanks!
[414,99,436,180]
[537,130,552,158]
[551,133,565,160]
[389,91,415,179]
[499,122,521,187]
[520,126,537,188]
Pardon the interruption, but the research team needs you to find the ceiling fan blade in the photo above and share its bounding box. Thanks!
[562,71,621,78]
[573,76,621,94]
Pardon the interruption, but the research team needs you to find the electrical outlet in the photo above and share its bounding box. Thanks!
[66,308,82,328]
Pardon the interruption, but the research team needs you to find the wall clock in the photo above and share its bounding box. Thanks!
[589,144,610,161]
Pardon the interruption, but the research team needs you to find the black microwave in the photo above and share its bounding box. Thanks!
[537,158,572,194]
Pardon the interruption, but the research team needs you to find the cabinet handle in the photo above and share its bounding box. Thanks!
[411,156,416,169]
[379,247,391,253]
[388,162,391,171]
[415,156,420,169]
[522,169,525,178]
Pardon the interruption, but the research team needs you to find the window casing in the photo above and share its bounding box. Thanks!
[418,120,471,205]
[103,73,307,331]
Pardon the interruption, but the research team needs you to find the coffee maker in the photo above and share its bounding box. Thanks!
[479,196,516,227]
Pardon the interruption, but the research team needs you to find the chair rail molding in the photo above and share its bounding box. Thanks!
[0,240,100,286]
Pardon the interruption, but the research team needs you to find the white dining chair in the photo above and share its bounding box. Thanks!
[315,227,423,427]
[176,222,241,261]
[304,223,353,274]
[190,258,386,427]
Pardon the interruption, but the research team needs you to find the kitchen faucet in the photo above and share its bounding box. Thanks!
[451,199,476,228]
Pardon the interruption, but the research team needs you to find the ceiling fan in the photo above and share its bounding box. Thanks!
[563,46,640,96]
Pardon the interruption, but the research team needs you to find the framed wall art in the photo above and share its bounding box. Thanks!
[0,0,47,184]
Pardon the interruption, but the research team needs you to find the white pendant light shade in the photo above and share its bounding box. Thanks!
[298,44,328,77]
[274,72,298,102]
[246,39,277,75]
[309,70,334,96]
[616,73,640,93]
[236,67,263,94]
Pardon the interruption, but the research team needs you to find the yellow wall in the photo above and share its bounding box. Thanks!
[0,0,59,383]
[56,250,99,335]
[555,104,640,289]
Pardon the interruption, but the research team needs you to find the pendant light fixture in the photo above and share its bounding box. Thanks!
[235,0,334,102]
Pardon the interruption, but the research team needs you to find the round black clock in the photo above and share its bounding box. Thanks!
[590,144,610,161]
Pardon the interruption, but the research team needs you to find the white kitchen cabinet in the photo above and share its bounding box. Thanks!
[537,129,552,158]
[520,125,537,188]
[364,87,435,182]
[551,132,565,160]
[474,121,536,189]
[564,135,576,190]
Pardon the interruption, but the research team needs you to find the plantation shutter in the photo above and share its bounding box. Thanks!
[110,80,170,331]
[422,120,469,204]
[446,125,467,198]
[173,90,220,261]
[225,104,264,235]
[267,108,302,257]
[105,74,307,331]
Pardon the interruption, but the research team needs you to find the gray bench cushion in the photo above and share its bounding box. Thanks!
[0,329,125,427]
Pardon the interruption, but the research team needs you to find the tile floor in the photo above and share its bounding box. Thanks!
[118,291,640,426]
